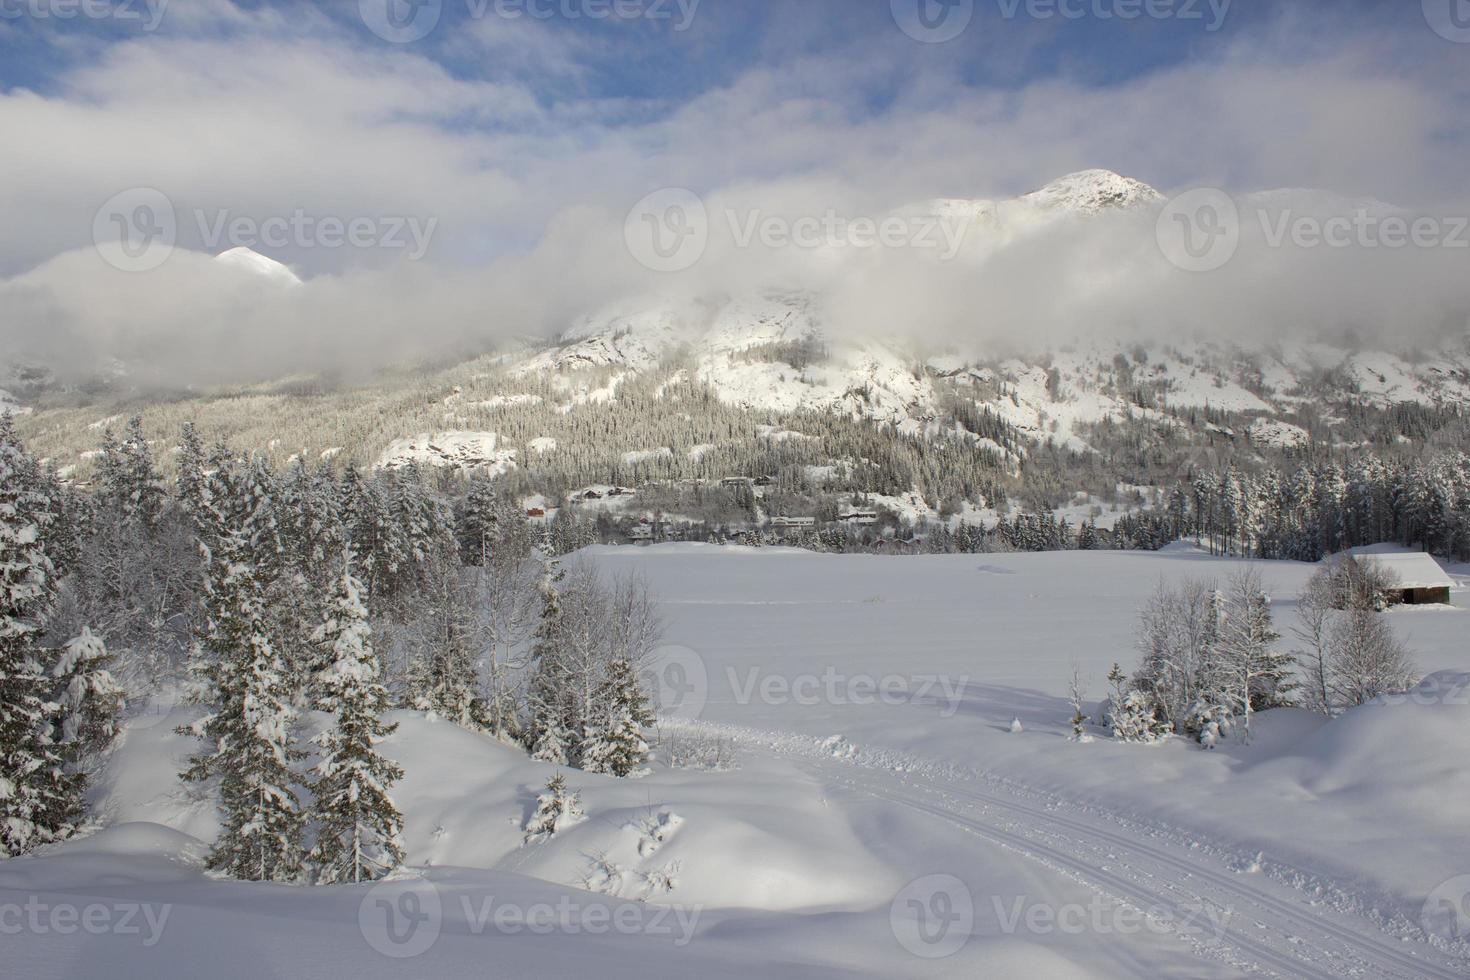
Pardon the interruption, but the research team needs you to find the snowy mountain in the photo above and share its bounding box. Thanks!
[488,171,1470,461]
[10,171,1470,514]
[213,245,303,286]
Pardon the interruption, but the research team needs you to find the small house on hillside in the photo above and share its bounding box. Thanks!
[1359,552,1454,605]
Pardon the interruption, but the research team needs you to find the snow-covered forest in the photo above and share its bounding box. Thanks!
[1,414,663,880]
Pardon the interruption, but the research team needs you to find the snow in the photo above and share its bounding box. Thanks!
[11,545,1470,977]
[1247,417,1310,449]
[213,246,302,286]
[1017,169,1163,215]
[623,447,673,466]
[475,394,543,410]
[0,389,27,415]
[375,431,517,475]
[1348,547,1455,590]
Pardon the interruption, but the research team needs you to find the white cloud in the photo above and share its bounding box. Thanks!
[1,6,1467,383]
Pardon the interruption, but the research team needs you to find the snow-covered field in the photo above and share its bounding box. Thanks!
[6,545,1470,978]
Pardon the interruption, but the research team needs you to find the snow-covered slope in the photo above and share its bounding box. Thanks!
[376,431,517,474]
[8,546,1470,977]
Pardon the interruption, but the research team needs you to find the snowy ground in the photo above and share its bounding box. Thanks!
[5,545,1470,978]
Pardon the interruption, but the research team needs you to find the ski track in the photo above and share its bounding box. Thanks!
[662,719,1470,979]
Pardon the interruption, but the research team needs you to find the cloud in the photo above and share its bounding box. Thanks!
[1,4,1467,385]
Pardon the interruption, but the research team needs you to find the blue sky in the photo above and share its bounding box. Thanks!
[0,1,1439,111]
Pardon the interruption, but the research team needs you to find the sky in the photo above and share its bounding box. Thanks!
[1,0,1467,384]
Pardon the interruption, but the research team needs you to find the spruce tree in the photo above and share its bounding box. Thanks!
[581,657,653,777]
[0,418,81,855]
[525,553,572,761]
[175,422,210,525]
[180,486,304,882]
[523,772,584,843]
[49,627,122,764]
[306,558,406,885]
[458,476,500,567]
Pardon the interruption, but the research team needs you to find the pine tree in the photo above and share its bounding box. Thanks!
[525,553,572,760]
[405,553,487,730]
[1076,519,1099,551]
[0,418,82,855]
[530,710,571,766]
[581,657,653,777]
[1106,663,1169,743]
[523,772,584,843]
[180,488,305,882]
[175,422,210,525]
[97,417,167,530]
[306,558,406,885]
[458,476,499,567]
[49,627,122,763]
[1067,667,1090,742]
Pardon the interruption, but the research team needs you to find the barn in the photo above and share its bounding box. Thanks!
[1358,551,1455,606]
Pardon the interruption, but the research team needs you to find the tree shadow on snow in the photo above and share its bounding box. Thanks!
[932,682,1076,736]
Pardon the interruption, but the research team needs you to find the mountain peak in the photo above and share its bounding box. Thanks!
[1020,170,1162,214]
[214,246,302,286]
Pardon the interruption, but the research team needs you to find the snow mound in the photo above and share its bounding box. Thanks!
[0,823,207,891]
[1279,673,1470,841]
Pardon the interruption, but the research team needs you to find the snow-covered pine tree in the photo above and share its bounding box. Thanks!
[175,422,210,526]
[404,552,487,730]
[180,485,305,882]
[1076,519,1099,551]
[1067,667,1090,742]
[340,466,399,612]
[49,627,122,764]
[0,417,82,855]
[530,707,571,766]
[458,476,499,567]
[1214,571,1292,742]
[97,417,168,531]
[581,657,653,777]
[1105,663,1169,743]
[523,772,584,844]
[306,557,406,885]
[525,553,573,761]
